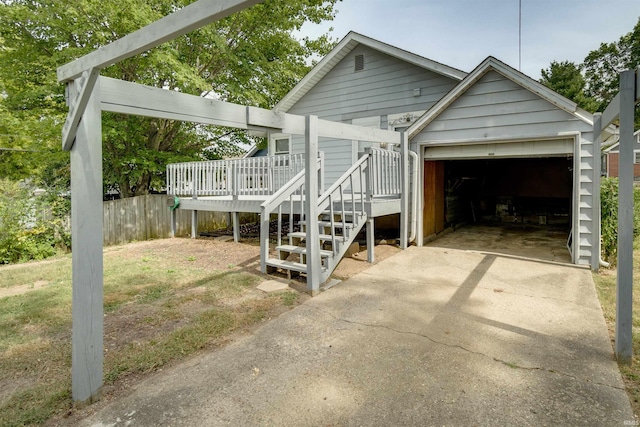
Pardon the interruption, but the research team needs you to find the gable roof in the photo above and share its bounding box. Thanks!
[407,56,595,139]
[274,32,468,113]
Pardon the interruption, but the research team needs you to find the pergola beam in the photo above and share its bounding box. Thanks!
[99,77,402,144]
[57,0,262,82]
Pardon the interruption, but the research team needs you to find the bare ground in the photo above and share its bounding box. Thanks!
[0,237,400,426]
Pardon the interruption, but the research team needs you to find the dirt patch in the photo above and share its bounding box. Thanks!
[331,244,401,280]
[0,280,50,299]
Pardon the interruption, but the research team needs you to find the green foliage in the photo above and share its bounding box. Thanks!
[540,17,640,125]
[0,179,69,264]
[583,18,640,111]
[600,177,640,264]
[0,0,339,197]
[539,61,598,112]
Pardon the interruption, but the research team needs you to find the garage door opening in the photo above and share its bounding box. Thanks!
[424,157,573,262]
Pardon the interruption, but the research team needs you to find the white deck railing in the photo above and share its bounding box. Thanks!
[367,147,402,197]
[166,154,307,198]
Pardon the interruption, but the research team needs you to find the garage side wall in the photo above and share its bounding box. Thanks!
[413,69,595,266]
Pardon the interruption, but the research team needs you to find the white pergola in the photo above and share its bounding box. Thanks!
[59,0,407,404]
[593,68,640,365]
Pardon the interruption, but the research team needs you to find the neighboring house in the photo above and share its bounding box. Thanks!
[603,130,640,179]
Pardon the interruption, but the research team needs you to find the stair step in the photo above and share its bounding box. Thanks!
[288,232,336,241]
[276,245,333,258]
[265,258,327,273]
[299,220,354,229]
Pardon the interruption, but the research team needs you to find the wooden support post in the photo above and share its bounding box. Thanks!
[305,115,321,295]
[415,145,424,247]
[191,210,198,239]
[399,132,409,249]
[232,212,240,242]
[170,208,176,238]
[70,77,103,404]
[591,113,602,271]
[367,218,375,263]
[260,209,269,273]
[616,70,635,364]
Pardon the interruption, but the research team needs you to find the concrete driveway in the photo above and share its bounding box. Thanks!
[78,245,632,426]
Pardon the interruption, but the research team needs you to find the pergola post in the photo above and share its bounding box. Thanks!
[305,115,321,295]
[615,69,635,364]
[70,78,104,404]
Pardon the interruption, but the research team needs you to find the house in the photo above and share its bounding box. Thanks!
[603,130,640,178]
[168,31,610,289]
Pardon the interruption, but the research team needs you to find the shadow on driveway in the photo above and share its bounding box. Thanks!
[76,245,632,426]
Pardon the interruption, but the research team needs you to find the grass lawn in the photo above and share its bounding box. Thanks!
[0,238,302,427]
[593,238,640,418]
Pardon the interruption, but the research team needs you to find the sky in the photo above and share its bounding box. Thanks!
[298,0,640,80]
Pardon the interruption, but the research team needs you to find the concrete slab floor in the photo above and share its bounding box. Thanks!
[75,246,632,427]
[428,224,572,264]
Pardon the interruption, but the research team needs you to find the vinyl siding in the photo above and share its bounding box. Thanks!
[288,44,459,185]
[412,70,592,144]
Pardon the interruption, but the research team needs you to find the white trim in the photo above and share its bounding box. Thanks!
[274,32,467,113]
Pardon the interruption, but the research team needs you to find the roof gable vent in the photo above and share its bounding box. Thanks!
[354,54,364,72]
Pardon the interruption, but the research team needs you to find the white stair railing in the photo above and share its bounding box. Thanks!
[259,156,324,273]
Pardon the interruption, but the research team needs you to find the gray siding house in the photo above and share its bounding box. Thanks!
[274,32,466,185]
[268,33,603,266]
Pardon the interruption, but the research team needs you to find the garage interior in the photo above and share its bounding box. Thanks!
[423,157,574,261]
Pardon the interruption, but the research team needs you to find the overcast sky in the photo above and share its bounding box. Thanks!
[298,0,640,80]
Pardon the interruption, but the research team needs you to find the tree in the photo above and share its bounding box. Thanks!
[539,61,598,112]
[583,17,640,112]
[0,0,339,196]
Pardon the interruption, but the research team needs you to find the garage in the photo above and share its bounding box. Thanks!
[424,156,573,230]
[408,58,600,266]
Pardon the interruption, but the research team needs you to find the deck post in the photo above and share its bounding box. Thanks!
[399,132,409,249]
[616,69,635,364]
[191,210,198,238]
[170,208,176,238]
[232,212,240,242]
[366,218,375,263]
[591,113,602,271]
[70,77,103,404]
[305,115,321,295]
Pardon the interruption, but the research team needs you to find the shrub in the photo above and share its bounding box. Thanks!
[600,177,640,265]
[0,179,70,264]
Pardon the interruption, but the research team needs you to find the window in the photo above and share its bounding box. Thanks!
[270,134,290,155]
[354,54,364,72]
[635,151,640,164]
[275,138,289,154]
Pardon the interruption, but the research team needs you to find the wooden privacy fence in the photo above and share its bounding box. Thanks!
[103,194,256,246]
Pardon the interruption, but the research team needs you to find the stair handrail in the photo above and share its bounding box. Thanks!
[317,153,369,212]
[259,157,323,273]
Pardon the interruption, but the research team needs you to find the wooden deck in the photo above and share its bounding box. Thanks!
[176,194,401,217]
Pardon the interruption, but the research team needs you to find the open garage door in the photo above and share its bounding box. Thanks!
[440,157,572,228]
[423,157,574,262]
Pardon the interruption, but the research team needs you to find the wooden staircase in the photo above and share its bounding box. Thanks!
[265,208,367,283]
[259,147,402,293]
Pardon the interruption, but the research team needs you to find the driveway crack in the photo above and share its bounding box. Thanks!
[304,303,626,392]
